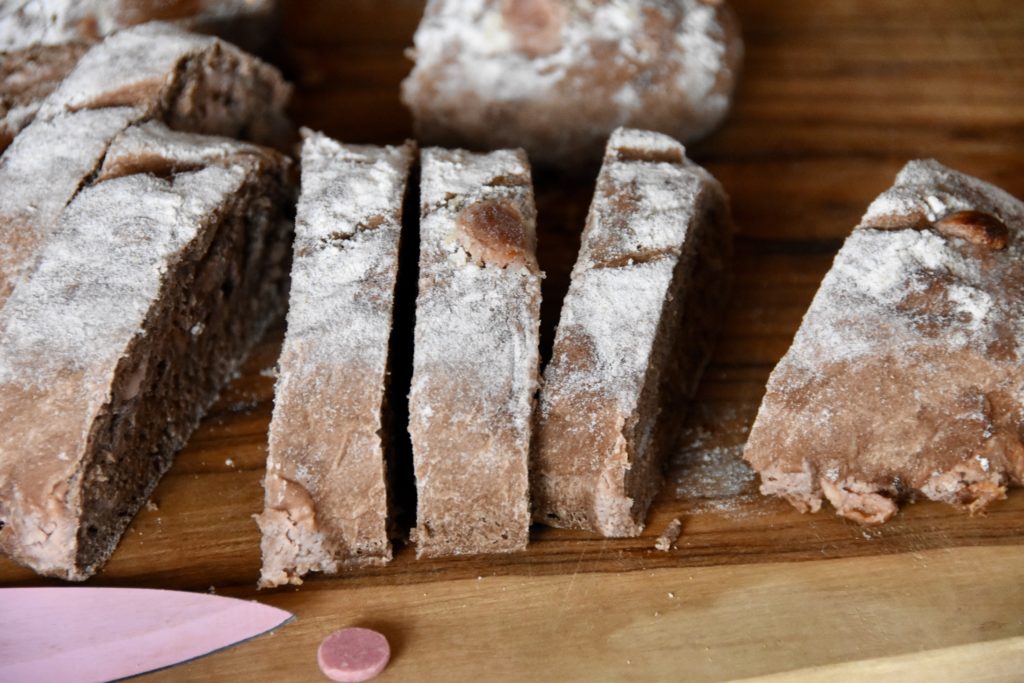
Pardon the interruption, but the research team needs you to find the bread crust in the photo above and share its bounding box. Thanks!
[533,128,734,536]
[0,42,89,153]
[0,22,291,307]
[255,132,415,588]
[0,122,293,580]
[0,0,278,53]
[409,147,542,557]
[743,160,1024,524]
[401,0,743,169]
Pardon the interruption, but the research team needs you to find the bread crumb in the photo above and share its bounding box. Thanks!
[144,500,159,512]
[225,458,236,467]
[667,592,676,599]
[654,518,683,551]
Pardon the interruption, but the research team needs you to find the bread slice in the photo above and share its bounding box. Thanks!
[0,42,89,153]
[744,160,1024,524]
[0,22,291,306]
[532,128,734,537]
[256,132,415,588]
[0,121,293,580]
[409,147,542,557]
[400,0,743,169]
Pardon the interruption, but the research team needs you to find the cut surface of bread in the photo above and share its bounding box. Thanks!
[533,127,734,537]
[409,146,542,558]
[256,131,415,588]
[744,160,1024,524]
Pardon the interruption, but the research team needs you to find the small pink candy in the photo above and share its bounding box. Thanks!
[317,627,391,682]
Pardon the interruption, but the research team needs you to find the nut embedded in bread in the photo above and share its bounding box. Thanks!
[743,160,1024,524]
[401,0,744,169]
[409,146,543,558]
[532,127,734,537]
[0,122,294,580]
[255,131,416,588]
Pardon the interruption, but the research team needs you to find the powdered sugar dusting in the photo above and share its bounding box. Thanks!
[675,442,755,500]
[560,261,675,407]
[38,23,215,119]
[408,146,541,554]
[1,22,288,304]
[544,128,723,411]
[408,0,730,106]
[402,0,742,165]
[676,0,731,117]
[0,0,81,50]
[0,107,134,234]
[783,160,1024,378]
[861,160,1024,228]
[100,120,270,177]
[0,162,248,386]
[411,147,542,444]
[279,131,413,370]
[672,404,758,511]
[0,0,276,51]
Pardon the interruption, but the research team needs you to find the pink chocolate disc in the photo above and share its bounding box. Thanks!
[317,627,391,682]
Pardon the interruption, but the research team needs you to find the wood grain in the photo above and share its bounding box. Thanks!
[148,545,1024,682]
[2,1,1023,680]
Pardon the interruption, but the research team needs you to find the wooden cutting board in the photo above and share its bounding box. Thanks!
[2,1,1023,680]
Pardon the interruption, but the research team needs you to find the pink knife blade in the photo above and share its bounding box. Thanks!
[0,587,293,682]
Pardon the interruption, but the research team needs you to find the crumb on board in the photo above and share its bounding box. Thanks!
[225,458,236,467]
[144,500,159,512]
[654,517,683,551]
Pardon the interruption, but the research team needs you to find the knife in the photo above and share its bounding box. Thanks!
[0,587,293,682]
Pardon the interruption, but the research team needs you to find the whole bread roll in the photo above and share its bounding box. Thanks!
[401,0,743,169]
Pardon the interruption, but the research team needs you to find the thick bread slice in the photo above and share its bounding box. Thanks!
[256,131,415,588]
[409,146,542,558]
[533,127,734,537]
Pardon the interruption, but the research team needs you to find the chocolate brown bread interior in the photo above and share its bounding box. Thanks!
[0,42,89,153]
[0,21,291,306]
[744,160,1024,524]
[533,127,734,537]
[0,122,293,580]
[409,147,542,558]
[256,132,415,588]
